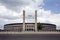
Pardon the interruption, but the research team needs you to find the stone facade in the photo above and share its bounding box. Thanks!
[4,23,56,32]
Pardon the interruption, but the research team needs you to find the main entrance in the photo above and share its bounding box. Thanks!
[24,23,35,32]
[23,10,37,32]
[25,29,35,31]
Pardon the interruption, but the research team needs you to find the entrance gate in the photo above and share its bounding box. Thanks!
[23,10,37,32]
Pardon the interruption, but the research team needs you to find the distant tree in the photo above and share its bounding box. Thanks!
[37,23,43,30]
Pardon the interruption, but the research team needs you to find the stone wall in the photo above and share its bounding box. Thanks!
[4,23,56,32]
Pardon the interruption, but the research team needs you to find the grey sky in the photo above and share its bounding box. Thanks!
[0,0,60,30]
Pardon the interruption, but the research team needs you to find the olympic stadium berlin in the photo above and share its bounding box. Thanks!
[4,10,56,32]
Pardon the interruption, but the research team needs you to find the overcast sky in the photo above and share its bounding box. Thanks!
[0,0,60,30]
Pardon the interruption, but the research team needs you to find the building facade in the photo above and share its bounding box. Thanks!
[4,23,56,32]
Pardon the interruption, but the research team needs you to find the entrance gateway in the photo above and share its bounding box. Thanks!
[23,10,37,32]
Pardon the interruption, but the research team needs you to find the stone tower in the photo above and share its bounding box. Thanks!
[23,10,25,32]
[35,10,37,31]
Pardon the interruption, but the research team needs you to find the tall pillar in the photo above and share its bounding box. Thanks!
[35,10,37,32]
[23,10,25,32]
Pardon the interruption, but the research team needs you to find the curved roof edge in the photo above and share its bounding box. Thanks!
[4,23,56,26]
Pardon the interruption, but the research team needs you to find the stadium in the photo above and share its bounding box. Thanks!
[4,23,56,32]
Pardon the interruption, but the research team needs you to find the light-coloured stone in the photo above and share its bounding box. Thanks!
[23,10,25,32]
[35,10,37,31]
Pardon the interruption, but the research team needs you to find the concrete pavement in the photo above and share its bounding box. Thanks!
[0,32,60,34]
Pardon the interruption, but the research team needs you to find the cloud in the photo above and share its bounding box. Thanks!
[0,0,29,12]
[0,5,23,20]
[0,0,43,12]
